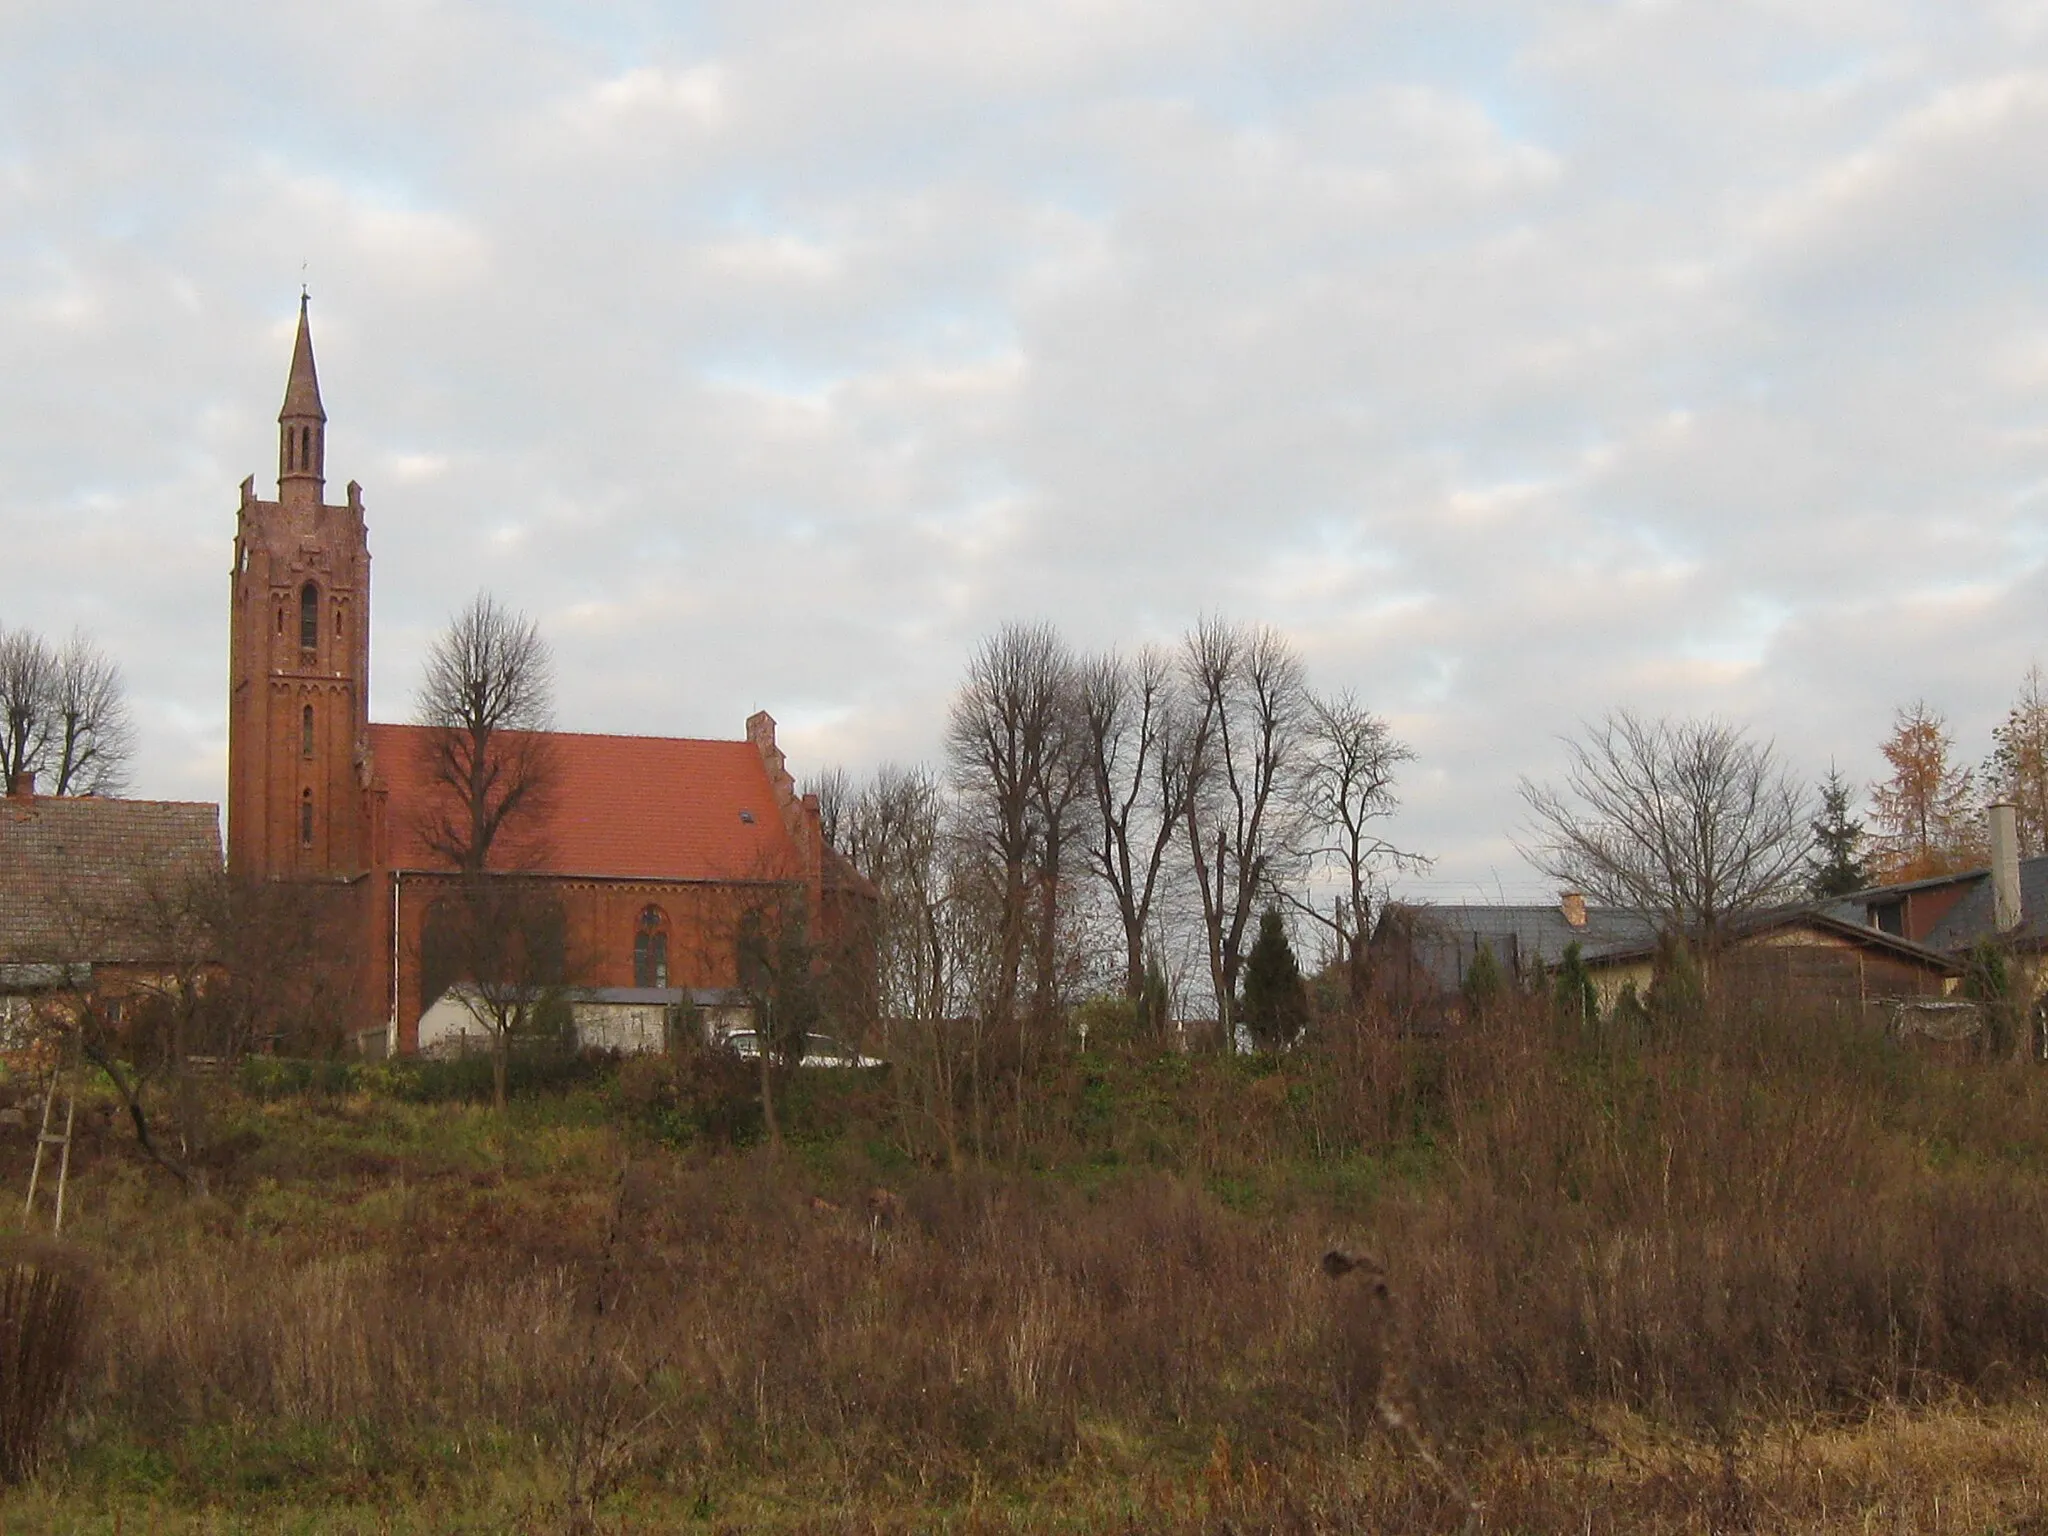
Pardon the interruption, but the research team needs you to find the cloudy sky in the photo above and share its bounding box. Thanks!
[3,0,2047,900]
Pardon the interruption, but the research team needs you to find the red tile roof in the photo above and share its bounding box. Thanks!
[367,724,807,883]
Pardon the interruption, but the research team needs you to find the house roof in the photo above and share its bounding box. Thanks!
[1374,902,1659,991]
[0,795,223,967]
[1922,856,2048,951]
[1819,854,2048,953]
[368,723,808,883]
[1582,904,1961,974]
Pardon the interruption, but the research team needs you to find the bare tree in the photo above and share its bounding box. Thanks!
[45,632,135,796]
[1517,710,1812,953]
[0,627,55,792]
[0,627,134,796]
[1078,646,1191,1009]
[1180,617,1308,1037]
[838,764,972,1165]
[1289,691,1425,1002]
[943,622,1084,1029]
[414,592,557,873]
[420,877,573,1112]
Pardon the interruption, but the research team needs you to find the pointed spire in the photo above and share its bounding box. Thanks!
[279,292,326,425]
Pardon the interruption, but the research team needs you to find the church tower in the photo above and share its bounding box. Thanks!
[227,298,376,880]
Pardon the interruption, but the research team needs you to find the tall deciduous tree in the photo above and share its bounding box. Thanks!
[1078,646,1190,1010]
[1181,617,1308,1037]
[0,626,53,790]
[0,627,133,796]
[1986,665,2048,858]
[944,621,1084,1029]
[1807,765,1870,898]
[1870,701,1981,881]
[1288,690,1423,1001]
[414,592,557,873]
[1518,710,1810,952]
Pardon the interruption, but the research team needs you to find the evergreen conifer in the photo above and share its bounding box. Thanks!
[1241,907,1310,1051]
[1461,942,1504,1014]
[1808,766,1870,897]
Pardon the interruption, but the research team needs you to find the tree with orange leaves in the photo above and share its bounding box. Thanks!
[1870,702,1982,881]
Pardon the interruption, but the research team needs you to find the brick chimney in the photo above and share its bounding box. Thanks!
[1560,891,1587,929]
[6,770,33,798]
[1990,801,2023,933]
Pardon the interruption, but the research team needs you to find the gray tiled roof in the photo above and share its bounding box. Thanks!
[1377,903,1659,990]
[1922,855,2048,951]
[0,795,223,968]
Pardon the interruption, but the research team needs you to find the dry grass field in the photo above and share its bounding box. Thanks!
[3,1000,2048,1532]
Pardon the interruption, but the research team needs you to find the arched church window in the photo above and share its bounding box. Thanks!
[301,425,312,467]
[302,704,315,759]
[633,905,671,989]
[300,583,319,652]
[299,789,314,848]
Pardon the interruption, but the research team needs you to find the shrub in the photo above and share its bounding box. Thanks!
[0,1242,95,1485]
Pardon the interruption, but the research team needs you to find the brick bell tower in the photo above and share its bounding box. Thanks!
[227,297,377,881]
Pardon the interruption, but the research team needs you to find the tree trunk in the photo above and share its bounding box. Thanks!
[757,1005,782,1152]
[492,1034,509,1113]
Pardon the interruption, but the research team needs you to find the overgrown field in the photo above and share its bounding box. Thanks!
[5,1003,2048,1532]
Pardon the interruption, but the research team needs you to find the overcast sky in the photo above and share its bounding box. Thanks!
[3,1,2046,901]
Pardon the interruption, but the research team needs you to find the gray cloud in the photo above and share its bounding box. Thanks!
[3,1,2047,903]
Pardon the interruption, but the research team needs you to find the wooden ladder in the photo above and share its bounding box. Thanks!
[23,1064,77,1237]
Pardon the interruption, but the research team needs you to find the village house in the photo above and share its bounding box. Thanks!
[0,781,223,1041]
[1372,887,1960,1023]
[1823,803,2047,988]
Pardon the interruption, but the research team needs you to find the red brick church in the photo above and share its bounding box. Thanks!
[227,301,870,1052]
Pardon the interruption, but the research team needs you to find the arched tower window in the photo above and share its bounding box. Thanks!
[301,425,312,468]
[299,583,319,651]
[301,704,315,759]
[633,905,671,989]
[299,789,314,848]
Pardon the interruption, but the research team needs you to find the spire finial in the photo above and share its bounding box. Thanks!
[279,293,326,425]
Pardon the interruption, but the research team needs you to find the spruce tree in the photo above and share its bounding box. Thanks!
[1551,940,1597,1028]
[1808,765,1870,897]
[1461,942,1504,1014]
[1241,907,1310,1051]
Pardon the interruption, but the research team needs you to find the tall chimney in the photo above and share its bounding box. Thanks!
[6,770,32,798]
[1990,801,2023,933]
[1560,891,1588,929]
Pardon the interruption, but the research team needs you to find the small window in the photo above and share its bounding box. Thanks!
[301,704,315,759]
[276,606,284,636]
[334,603,343,638]
[301,425,312,467]
[633,905,671,989]
[739,810,756,825]
[299,789,314,848]
[300,583,319,651]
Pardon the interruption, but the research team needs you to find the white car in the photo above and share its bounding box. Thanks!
[716,1030,885,1068]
